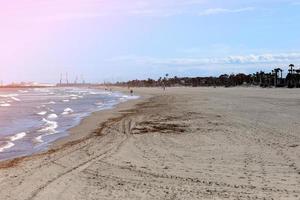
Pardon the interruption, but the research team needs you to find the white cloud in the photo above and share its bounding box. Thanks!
[109,53,300,67]
[199,7,255,16]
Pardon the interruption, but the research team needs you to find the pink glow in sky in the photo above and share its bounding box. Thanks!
[0,1,105,56]
[0,0,121,82]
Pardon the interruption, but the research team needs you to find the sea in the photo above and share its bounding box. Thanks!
[0,87,139,161]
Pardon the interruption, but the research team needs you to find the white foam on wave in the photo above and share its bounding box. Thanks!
[69,94,80,100]
[46,107,55,112]
[18,90,28,93]
[62,108,74,115]
[36,118,59,143]
[46,101,56,105]
[36,105,46,109]
[89,91,102,95]
[38,118,58,134]
[34,88,50,93]
[0,103,11,107]
[35,135,43,143]
[0,142,15,152]
[9,132,26,141]
[62,99,70,102]
[122,95,140,100]
[0,93,19,98]
[11,96,21,102]
[37,111,47,116]
[47,113,58,119]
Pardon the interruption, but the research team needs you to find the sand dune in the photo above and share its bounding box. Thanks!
[0,87,299,199]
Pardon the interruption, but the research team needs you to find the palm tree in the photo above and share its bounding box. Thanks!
[289,64,295,74]
[287,64,296,88]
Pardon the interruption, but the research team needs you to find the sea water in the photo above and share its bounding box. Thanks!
[0,87,139,161]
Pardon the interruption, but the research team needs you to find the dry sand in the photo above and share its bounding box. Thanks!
[0,87,299,200]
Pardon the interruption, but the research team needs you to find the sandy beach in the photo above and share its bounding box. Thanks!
[0,87,299,200]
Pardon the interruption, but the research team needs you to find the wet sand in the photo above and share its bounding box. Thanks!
[0,87,299,199]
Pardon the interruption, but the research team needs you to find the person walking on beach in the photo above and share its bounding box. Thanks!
[130,89,133,96]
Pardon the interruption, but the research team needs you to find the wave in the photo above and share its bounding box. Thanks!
[35,136,43,143]
[122,95,140,100]
[9,132,26,141]
[46,108,55,113]
[46,101,56,105]
[38,118,58,134]
[37,111,47,116]
[47,113,58,119]
[36,105,46,109]
[11,97,21,102]
[18,90,28,93]
[69,94,81,100]
[0,94,19,98]
[62,108,74,115]
[91,91,112,95]
[0,142,15,152]
[0,103,11,107]
[36,118,59,143]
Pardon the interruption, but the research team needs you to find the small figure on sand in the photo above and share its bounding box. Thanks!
[130,89,133,96]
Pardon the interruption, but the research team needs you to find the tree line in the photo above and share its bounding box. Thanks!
[111,64,300,88]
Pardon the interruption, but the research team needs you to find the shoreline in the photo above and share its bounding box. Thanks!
[51,88,149,149]
[0,87,150,166]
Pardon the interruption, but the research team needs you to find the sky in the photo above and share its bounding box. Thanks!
[1,0,300,83]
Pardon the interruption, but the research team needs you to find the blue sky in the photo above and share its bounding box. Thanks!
[1,0,300,83]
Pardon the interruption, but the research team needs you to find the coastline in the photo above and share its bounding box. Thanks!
[0,87,149,166]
